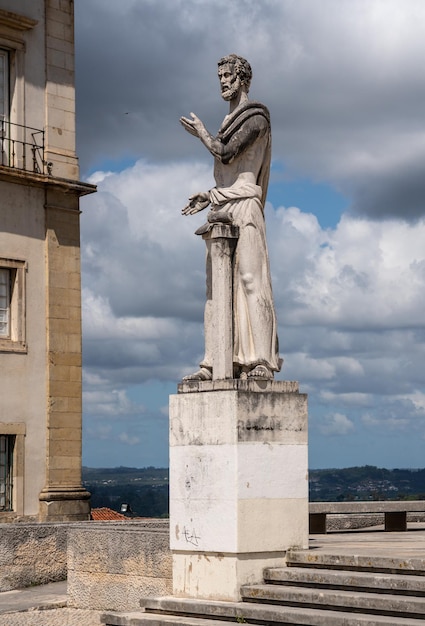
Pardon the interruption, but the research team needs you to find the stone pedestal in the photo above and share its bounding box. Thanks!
[169,379,308,601]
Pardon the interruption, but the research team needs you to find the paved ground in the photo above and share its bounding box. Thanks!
[0,608,104,626]
[0,581,103,625]
[0,523,424,625]
[310,522,425,559]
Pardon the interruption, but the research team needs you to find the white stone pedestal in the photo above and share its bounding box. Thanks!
[169,379,308,601]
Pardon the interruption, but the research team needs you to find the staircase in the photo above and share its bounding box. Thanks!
[102,549,425,625]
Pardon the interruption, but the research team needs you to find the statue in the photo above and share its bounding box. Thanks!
[180,54,281,381]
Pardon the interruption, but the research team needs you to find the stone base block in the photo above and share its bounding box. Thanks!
[39,487,91,521]
[67,522,172,611]
[0,523,68,591]
[170,381,309,600]
[68,570,171,612]
[172,551,286,602]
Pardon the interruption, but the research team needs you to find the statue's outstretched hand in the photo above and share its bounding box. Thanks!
[180,112,205,138]
[182,192,210,215]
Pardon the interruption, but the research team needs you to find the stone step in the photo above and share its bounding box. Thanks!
[264,566,425,595]
[241,583,425,617]
[102,613,236,626]
[286,550,425,575]
[102,597,425,626]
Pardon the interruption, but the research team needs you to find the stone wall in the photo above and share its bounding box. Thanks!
[0,523,68,591]
[67,520,172,612]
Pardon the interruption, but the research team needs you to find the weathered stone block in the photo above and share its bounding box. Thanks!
[170,383,309,601]
[0,524,68,591]
[67,523,172,611]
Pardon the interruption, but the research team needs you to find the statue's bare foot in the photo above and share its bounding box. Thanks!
[182,367,212,381]
[247,365,273,380]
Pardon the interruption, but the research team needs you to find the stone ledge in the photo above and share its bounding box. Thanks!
[0,167,96,196]
[0,9,38,31]
[310,500,425,514]
[178,379,299,394]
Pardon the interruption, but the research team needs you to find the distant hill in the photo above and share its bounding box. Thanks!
[82,465,425,517]
[309,466,425,502]
[82,466,169,517]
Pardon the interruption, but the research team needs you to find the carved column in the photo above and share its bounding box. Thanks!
[202,223,239,380]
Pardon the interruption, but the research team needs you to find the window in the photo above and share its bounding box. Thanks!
[0,259,26,352]
[0,49,8,166]
[0,48,7,121]
[0,424,25,516]
[0,268,9,337]
[0,434,14,511]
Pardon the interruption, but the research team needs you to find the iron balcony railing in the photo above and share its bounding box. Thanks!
[0,118,52,175]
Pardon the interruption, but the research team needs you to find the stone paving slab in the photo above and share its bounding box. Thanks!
[103,614,237,626]
[307,524,425,558]
[0,608,104,626]
[0,580,103,625]
[0,581,67,614]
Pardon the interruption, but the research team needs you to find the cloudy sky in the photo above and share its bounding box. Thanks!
[75,0,425,470]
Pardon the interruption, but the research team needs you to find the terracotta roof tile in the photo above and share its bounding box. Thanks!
[91,507,127,521]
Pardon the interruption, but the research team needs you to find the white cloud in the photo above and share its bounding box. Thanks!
[83,388,145,418]
[320,391,373,407]
[361,413,410,432]
[319,413,355,436]
[118,432,141,446]
[74,0,425,466]
[76,0,425,219]
[81,161,425,402]
[78,158,425,467]
[271,211,425,330]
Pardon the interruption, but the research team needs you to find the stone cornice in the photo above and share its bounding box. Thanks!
[0,166,96,197]
[178,379,300,394]
[0,9,38,32]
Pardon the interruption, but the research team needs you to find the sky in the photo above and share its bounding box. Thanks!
[74,0,425,470]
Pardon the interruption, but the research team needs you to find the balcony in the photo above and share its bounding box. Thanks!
[0,119,52,175]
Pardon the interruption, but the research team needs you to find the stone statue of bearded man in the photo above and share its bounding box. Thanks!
[180,54,282,381]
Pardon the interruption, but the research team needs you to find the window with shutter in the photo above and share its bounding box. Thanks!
[0,260,26,352]
[0,434,14,511]
[0,49,8,166]
[0,268,10,338]
[0,49,8,121]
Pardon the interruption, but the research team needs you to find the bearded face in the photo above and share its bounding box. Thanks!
[218,63,242,101]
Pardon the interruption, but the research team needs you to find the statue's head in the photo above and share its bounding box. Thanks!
[218,54,252,101]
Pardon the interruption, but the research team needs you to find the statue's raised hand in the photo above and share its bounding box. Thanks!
[182,192,210,215]
[180,112,206,138]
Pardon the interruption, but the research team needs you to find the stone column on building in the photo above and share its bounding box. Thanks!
[38,189,91,522]
[38,0,92,521]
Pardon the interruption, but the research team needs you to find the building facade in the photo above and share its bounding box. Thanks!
[0,0,94,521]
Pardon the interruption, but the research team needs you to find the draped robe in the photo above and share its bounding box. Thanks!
[199,101,281,374]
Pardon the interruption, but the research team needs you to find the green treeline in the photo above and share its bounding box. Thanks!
[82,465,425,518]
[309,465,425,502]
